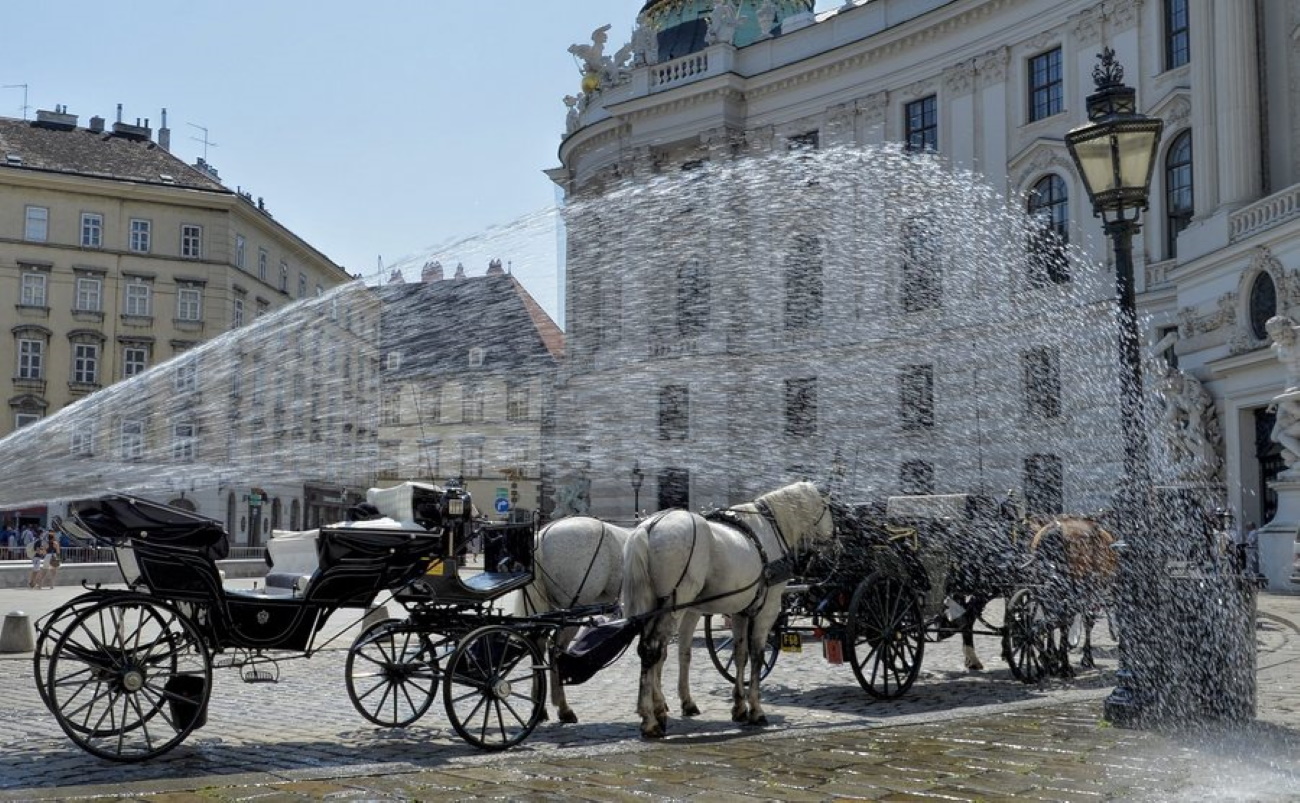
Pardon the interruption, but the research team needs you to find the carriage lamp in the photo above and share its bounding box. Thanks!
[1065,49,1163,728]
[631,462,645,517]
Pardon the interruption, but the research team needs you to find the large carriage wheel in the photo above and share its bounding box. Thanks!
[346,619,442,727]
[442,624,545,750]
[1003,588,1061,682]
[846,572,924,699]
[46,596,211,762]
[33,591,117,708]
[702,614,780,683]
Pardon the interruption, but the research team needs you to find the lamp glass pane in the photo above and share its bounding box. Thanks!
[1071,132,1116,195]
[1116,129,1160,188]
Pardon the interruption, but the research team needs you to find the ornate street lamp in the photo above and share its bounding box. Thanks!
[630,461,645,518]
[1065,48,1163,727]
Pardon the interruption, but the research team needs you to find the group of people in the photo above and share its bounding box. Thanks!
[4,523,64,589]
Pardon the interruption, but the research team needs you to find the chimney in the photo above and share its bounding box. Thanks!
[34,106,78,130]
[486,258,505,276]
[387,269,406,285]
[453,262,467,280]
[110,107,151,141]
[88,115,104,133]
[158,108,170,151]
[421,260,444,283]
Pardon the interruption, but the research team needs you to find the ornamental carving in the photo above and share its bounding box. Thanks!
[944,60,976,95]
[1011,145,1074,194]
[857,92,889,125]
[1070,5,1104,44]
[1106,0,1142,30]
[1180,293,1237,338]
[974,47,1009,87]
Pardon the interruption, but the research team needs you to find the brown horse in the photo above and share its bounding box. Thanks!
[1023,515,1118,675]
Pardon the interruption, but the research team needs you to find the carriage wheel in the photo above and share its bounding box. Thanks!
[33,591,117,709]
[46,596,211,762]
[1003,588,1060,682]
[846,572,924,699]
[442,624,545,750]
[702,614,780,683]
[346,619,440,727]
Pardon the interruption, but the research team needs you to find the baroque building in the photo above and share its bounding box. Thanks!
[0,106,355,535]
[552,0,1300,586]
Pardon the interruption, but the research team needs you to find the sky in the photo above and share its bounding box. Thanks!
[5,1,837,324]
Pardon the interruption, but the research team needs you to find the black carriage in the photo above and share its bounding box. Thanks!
[34,492,623,761]
[702,493,1092,697]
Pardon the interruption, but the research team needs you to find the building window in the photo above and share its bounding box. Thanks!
[507,384,530,421]
[900,460,935,495]
[256,249,267,281]
[15,412,40,429]
[120,419,145,461]
[381,391,401,425]
[172,422,196,462]
[75,276,103,312]
[1024,454,1064,514]
[175,357,198,392]
[787,131,819,151]
[298,272,307,298]
[1165,0,1190,70]
[677,259,710,337]
[24,206,48,241]
[279,260,289,291]
[459,440,484,478]
[784,235,823,329]
[232,297,245,327]
[70,423,96,456]
[1249,272,1278,341]
[659,385,689,441]
[236,234,247,269]
[72,342,99,384]
[468,347,485,367]
[124,281,152,317]
[899,364,935,431]
[17,339,44,380]
[81,213,103,248]
[20,272,47,307]
[785,377,818,437]
[1027,174,1070,285]
[1022,346,1061,419]
[904,95,937,152]
[422,386,442,422]
[1028,48,1063,122]
[176,286,202,321]
[123,345,149,379]
[1165,130,1193,259]
[129,219,151,253]
[181,224,202,258]
[901,219,941,312]
[462,384,484,423]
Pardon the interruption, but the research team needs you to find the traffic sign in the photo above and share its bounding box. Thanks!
[494,497,511,514]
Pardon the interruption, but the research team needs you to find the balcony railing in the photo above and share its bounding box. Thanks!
[1230,184,1300,242]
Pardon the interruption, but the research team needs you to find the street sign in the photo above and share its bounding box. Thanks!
[494,497,511,514]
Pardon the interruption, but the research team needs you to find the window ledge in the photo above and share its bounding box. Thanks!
[72,309,105,323]
[120,314,154,327]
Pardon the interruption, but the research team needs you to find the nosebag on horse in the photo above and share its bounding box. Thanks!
[515,516,702,724]
[622,481,834,739]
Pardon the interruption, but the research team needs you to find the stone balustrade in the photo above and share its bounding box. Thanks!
[1231,184,1300,242]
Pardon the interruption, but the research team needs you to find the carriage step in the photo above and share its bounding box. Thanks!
[242,668,279,683]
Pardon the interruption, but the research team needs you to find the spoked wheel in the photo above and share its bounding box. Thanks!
[33,591,118,708]
[846,572,924,699]
[1003,588,1062,682]
[703,614,780,683]
[442,624,545,750]
[46,595,211,762]
[346,619,441,727]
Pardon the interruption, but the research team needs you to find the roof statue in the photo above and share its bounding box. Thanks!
[569,24,634,96]
[706,0,742,45]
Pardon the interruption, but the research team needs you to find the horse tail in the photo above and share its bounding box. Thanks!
[621,521,657,623]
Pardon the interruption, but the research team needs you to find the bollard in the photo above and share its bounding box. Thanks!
[362,604,390,632]
[0,611,35,653]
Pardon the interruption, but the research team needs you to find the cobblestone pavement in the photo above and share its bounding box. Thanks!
[0,584,1298,801]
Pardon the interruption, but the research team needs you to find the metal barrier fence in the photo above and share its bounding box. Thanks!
[0,546,267,564]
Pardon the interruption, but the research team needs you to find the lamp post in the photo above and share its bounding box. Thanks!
[1065,48,1163,726]
[630,461,644,519]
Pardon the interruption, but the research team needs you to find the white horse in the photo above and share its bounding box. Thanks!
[515,516,700,724]
[622,481,834,738]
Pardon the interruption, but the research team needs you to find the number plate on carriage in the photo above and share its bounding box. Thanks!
[425,561,445,576]
[780,632,802,652]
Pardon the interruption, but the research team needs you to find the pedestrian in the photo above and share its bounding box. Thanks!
[40,529,62,589]
[27,528,45,589]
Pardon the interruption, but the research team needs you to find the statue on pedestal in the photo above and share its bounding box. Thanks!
[1150,329,1221,481]
[1267,315,1300,478]
[706,0,741,46]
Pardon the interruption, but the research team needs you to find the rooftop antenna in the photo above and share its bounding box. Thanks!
[187,122,218,160]
[2,84,30,120]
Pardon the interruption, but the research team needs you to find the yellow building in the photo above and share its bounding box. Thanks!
[0,107,351,438]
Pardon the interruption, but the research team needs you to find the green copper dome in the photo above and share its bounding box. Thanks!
[640,0,814,58]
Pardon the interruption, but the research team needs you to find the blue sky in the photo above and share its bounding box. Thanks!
[5,1,835,323]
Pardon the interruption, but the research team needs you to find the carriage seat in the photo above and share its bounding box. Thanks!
[264,571,314,596]
[404,557,533,604]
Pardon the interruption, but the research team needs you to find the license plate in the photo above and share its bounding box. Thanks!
[781,632,802,653]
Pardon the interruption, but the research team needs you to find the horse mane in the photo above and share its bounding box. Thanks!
[757,481,826,547]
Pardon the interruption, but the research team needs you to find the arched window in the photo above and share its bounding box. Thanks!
[1249,272,1277,341]
[1027,174,1070,285]
[1165,131,1193,259]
